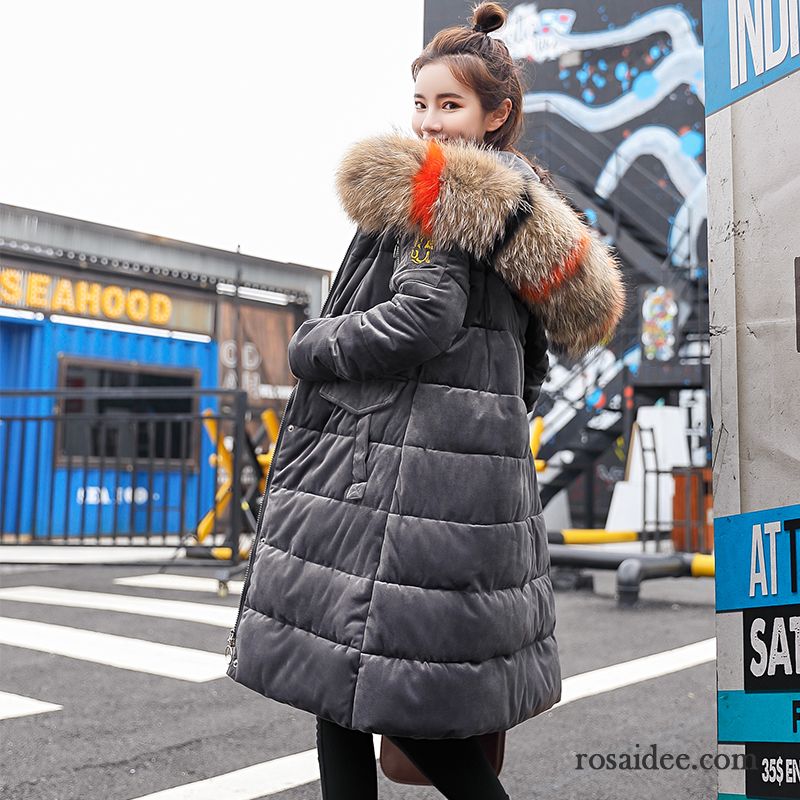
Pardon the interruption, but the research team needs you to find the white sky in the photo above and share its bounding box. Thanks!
[0,0,426,272]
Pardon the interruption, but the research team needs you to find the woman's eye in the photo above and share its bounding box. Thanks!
[414,101,459,110]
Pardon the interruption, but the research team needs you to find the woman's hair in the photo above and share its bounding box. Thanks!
[411,1,555,189]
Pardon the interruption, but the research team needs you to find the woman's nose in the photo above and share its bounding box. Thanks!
[421,112,442,134]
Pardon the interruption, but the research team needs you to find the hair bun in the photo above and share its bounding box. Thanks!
[470,2,507,34]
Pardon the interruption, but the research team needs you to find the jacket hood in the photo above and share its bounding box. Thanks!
[334,130,625,357]
[493,149,541,184]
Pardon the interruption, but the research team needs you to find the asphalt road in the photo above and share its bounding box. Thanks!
[0,557,717,800]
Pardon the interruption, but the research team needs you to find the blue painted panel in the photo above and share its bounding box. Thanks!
[47,322,219,388]
[718,795,777,800]
[0,316,48,400]
[718,691,800,743]
[48,466,211,537]
[715,504,800,611]
[715,502,800,797]
[717,792,769,800]
[1,318,224,538]
[704,0,800,114]
[0,319,50,536]
[718,794,771,800]
[717,794,790,800]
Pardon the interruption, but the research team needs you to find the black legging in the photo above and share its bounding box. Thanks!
[315,715,510,799]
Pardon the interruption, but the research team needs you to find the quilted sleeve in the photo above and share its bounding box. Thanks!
[498,183,626,358]
[522,310,550,415]
[287,235,470,382]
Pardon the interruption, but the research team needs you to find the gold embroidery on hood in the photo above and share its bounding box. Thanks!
[409,235,434,265]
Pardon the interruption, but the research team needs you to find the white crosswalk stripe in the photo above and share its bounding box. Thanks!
[114,574,244,595]
[0,586,236,628]
[0,617,227,682]
[125,737,384,799]
[0,546,183,564]
[126,639,717,799]
[554,637,717,707]
[0,690,62,721]
[1,580,717,799]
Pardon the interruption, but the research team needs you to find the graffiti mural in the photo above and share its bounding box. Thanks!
[641,284,679,361]
[424,1,707,272]
[422,2,709,521]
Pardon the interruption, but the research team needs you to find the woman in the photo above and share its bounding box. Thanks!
[226,3,624,798]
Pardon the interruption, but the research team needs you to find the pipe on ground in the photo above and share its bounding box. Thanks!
[548,545,715,606]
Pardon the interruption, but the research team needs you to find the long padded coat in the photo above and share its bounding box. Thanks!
[226,132,624,738]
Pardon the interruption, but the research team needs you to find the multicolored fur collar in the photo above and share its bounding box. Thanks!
[334,131,625,357]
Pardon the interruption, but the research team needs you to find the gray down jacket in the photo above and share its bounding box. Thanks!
[226,132,624,738]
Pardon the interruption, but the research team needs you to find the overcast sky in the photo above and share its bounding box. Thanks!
[0,1,426,272]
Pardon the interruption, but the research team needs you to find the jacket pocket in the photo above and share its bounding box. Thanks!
[318,378,406,502]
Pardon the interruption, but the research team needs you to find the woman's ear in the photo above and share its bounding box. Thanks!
[486,98,512,132]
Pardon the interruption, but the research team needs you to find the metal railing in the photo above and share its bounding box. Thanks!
[527,107,711,512]
[527,103,697,266]
[0,387,252,559]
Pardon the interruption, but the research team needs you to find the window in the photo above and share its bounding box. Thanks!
[57,359,200,468]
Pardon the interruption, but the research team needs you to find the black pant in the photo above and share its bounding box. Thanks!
[315,716,510,799]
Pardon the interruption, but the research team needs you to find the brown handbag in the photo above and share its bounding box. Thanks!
[379,731,506,785]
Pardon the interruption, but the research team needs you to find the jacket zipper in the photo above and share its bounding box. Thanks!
[225,381,297,668]
[225,230,360,669]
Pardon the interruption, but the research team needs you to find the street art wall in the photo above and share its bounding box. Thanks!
[423,2,709,525]
[424,1,707,272]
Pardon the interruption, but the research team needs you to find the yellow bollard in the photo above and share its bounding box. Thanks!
[529,416,544,455]
[530,416,547,473]
[690,553,715,577]
[560,529,639,545]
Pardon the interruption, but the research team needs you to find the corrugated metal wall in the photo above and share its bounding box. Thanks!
[46,322,218,386]
[1,319,223,538]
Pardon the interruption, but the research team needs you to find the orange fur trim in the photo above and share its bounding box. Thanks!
[410,139,446,237]
[520,232,591,304]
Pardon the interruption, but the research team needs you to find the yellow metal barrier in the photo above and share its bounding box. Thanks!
[197,407,281,549]
[209,545,250,561]
[197,412,236,542]
[560,529,639,544]
[529,416,546,472]
[256,408,280,493]
[690,553,715,577]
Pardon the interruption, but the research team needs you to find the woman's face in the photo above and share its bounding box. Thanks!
[412,61,511,145]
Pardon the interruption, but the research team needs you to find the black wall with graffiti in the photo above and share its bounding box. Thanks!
[424,1,707,274]
[424,1,710,527]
